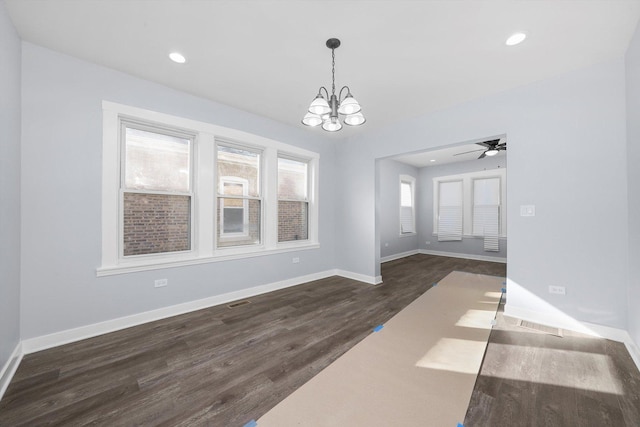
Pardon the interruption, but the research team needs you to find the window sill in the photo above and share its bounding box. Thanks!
[399,232,417,238]
[97,242,320,277]
[430,233,507,239]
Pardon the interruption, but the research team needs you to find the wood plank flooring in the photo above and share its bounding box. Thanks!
[1,255,639,426]
[464,297,640,426]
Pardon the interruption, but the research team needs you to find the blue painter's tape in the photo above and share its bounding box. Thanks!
[502,281,506,285]
[457,423,464,427]
[243,420,257,427]
[373,324,384,332]
[432,282,438,287]
[501,287,506,293]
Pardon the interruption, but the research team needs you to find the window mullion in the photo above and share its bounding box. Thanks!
[198,133,215,257]
[264,147,278,249]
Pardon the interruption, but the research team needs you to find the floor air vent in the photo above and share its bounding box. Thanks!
[517,319,563,337]
[227,300,251,309]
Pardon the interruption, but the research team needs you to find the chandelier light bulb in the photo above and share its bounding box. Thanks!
[302,112,323,127]
[338,94,361,115]
[344,112,366,126]
[322,116,342,132]
[485,149,499,156]
[308,95,331,115]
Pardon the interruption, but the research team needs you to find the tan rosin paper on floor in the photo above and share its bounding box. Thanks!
[258,271,503,427]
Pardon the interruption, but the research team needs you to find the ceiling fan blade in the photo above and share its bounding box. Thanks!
[454,149,484,156]
[478,151,487,159]
[477,139,500,148]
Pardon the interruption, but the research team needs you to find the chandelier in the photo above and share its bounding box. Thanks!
[302,38,366,132]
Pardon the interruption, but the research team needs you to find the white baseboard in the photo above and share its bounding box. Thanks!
[625,340,640,372]
[419,249,506,263]
[335,269,383,285]
[21,268,383,355]
[0,342,23,401]
[380,250,419,263]
[504,304,640,372]
[22,270,337,354]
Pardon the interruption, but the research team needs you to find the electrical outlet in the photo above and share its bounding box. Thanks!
[548,285,565,295]
[155,279,168,288]
[292,257,300,264]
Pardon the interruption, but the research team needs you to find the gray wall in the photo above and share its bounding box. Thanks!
[377,159,419,259]
[627,22,640,348]
[0,1,21,371]
[19,43,337,339]
[337,57,629,330]
[417,155,507,259]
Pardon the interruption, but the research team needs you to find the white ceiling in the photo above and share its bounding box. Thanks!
[5,0,640,138]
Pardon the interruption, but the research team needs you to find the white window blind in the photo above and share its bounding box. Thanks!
[473,178,500,251]
[437,180,463,241]
[400,179,415,234]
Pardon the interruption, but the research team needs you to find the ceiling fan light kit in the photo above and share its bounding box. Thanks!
[302,38,366,132]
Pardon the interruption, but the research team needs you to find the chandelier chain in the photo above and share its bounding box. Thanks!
[331,47,336,96]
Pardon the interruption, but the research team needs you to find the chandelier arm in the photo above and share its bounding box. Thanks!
[318,86,330,99]
[338,86,351,103]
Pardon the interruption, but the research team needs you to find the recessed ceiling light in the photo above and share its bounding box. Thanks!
[169,52,186,64]
[430,159,436,162]
[506,32,527,46]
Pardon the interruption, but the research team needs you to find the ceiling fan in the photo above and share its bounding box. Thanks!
[453,139,507,159]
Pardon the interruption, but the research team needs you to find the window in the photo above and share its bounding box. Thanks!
[437,180,463,241]
[472,177,500,237]
[278,156,309,242]
[399,175,416,235]
[100,101,320,276]
[217,144,262,247]
[432,168,506,238]
[121,123,194,256]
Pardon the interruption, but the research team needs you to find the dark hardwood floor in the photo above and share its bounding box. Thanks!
[0,255,638,426]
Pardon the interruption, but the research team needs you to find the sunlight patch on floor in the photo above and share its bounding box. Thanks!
[416,337,487,374]
[482,343,623,395]
[455,308,496,329]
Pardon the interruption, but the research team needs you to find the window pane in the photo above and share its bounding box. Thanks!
[217,145,260,197]
[473,178,500,205]
[124,127,190,192]
[278,158,308,200]
[217,198,261,247]
[439,181,463,206]
[438,180,463,241]
[223,208,244,233]
[123,193,191,256]
[473,178,501,236]
[400,182,412,207]
[278,201,308,242]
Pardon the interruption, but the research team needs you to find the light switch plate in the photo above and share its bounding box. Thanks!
[520,205,535,217]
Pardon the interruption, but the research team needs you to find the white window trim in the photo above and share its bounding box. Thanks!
[399,174,416,237]
[99,101,320,276]
[432,168,507,238]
